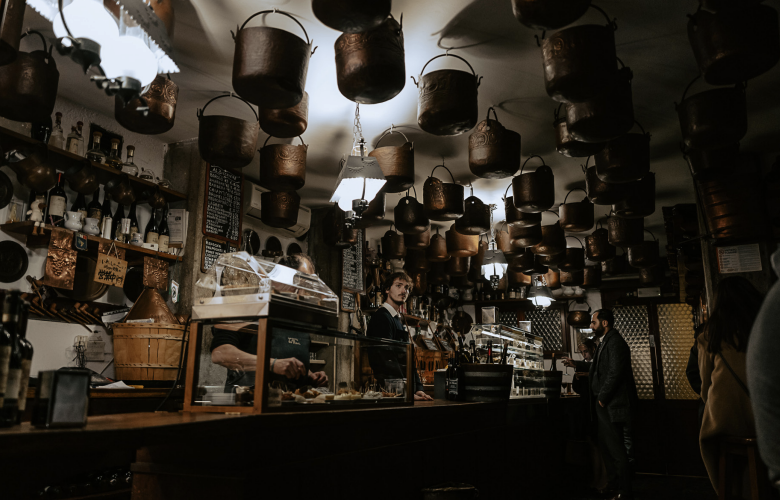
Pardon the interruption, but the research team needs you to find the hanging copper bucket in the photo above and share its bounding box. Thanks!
[355,190,385,228]
[394,187,430,234]
[414,53,481,136]
[404,226,431,249]
[6,143,55,192]
[582,265,601,288]
[64,159,98,195]
[697,169,765,243]
[428,262,450,286]
[446,224,479,258]
[628,230,659,269]
[530,256,550,276]
[324,204,359,248]
[259,135,307,190]
[335,15,405,104]
[559,237,586,271]
[585,224,616,262]
[565,65,634,143]
[105,174,136,206]
[511,0,591,30]
[381,224,406,259]
[544,268,561,289]
[532,217,566,256]
[424,165,465,221]
[197,94,259,169]
[560,269,584,287]
[409,270,427,296]
[115,74,178,135]
[510,224,543,249]
[312,0,391,33]
[496,225,518,257]
[447,256,469,277]
[541,8,618,103]
[0,31,59,124]
[639,266,664,287]
[567,301,592,327]
[608,216,643,248]
[232,10,314,109]
[427,228,450,262]
[0,0,25,66]
[504,184,541,228]
[512,155,555,213]
[613,173,655,219]
[554,105,605,157]
[509,270,533,286]
[369,128,414,193]
[261,190,300,228]
[468,107,521,179]
[683,142,739,180]
[688,3,780,86]
[404,249,429,271]
[559,188,594,232]
[259,91,308,138]
[537,252,565,269]
[508,248,535,272]
[595,123,650,183]
[469,237,489,274]
[676,76,746,150]
[584,158,627,205]
[456,189,490,235]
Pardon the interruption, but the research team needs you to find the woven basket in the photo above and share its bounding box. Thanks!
[113,323,186,381]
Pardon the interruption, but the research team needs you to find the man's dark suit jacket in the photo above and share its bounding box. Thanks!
[591,329,638,423]
[367,306,423,392]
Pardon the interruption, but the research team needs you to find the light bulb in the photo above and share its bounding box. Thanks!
[53,0,118,49]
[100,36,158,86]
[331,178,364,212]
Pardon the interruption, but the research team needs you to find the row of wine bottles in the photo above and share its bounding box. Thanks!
[445,340,510,401]
[0,291,34,427]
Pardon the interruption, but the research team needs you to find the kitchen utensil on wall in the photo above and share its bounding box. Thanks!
[60,255,108,301]
[143,257,169,291]
[261,190,300,228]
[594,121,650,183]
[560,268,584,287]
[559,188,594,232]
[312,0,391,33]
[105,174,136,205]
[509,223,543,249]
[503,184,541,228]
[369,128,414,193]
[537,252,565,269]
[259,91,309,138]
[607,215,643,248]
[335,14,405,104]
[581,264,601,288]
[394,186,429,234]
[232,9,314,109]
[511,0,591,30]
[355,190,385,228]
[381,224,406,259]
[554,104,605,157]
[125,287,178,324]
[584,157,626,205]
[639,266,664,287]
[509,247,535,272]
[468,236,489,276]
[423,165,464,221]
[565,65,634,143]
[601,252,626,276]
[44,229,77,290]
[612,172,655,218]
[64,159,98,195]
[197,93,259,169]
[447,256,469,277]
[559,236,585,271]
[445,224,478,258]
[115,74,178,135]
[404,226,430,248]
[468,107,521,179]
[426,227,450,262]
[0,0,25,66]
[414,53,481,136]
[512,155,555,213]
[6,144,56,192]
[0,30,59,124]
[544,268,561,289]
[455,187,490,235]
[122,266,144,303]
[531,213,566,256]
[567,300,592,327]
[258,135,307,191]
[585,220,616,262]
[628,230,660,269]
[697,169,765,244]
[0,240,27,283]
[676,76,746,150]
[496,224,517,257]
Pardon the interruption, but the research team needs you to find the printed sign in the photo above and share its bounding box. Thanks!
[94,253,128,287]
[717,244,762,274]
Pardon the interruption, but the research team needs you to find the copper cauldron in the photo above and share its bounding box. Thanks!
[560,269,584,287]
[639,266,665,287]
[312,0,391,33]
[381,225,406,259]
[426,228,450,262]
[424,165,464,221]
[0,0,25,66]
[456,190,490,235]
[232,10,314,109]
[335,15,405,104]
[585,225,616,262]
[115,74,178,135]
[601,252,626,276]
[446,224,479,258]
[261,190,300,229]
[595,125,650,183]
[0,30,59,124]
[541,10,617,103]
[6,143,55,192]
[530,256,550,276]
[544,268,561,289]
[582,265,602,288]
[559,188,594,232]
[676,77,746,150]
[567,301,592,327]
[504,185,542,228]
[468,107,521,179]
[585,160,626,205]
[394,187,430,234]
[554,105,605,157]
[565,66,634,143]
[404,249,429,272]
[509,270,533,286]
[64,159,98,195]
[414,53,481,136]
[369,128,414,193]
[259,135,307,190]
[259,91,308,138]
[197,94,259,169]
[697,169,765,243]
[559,237,586,271]
[531,219,566,256]
[509,248,536,272]
[355,190,385,228]
[510,224,543,249]
[608,216,643,248]
[496,225,518,257]
[512,155,555,213]
[469,237,489,272]
[537,252,566,269]
[628,230,659,269]
[447,256,469,277]
[613,173,655,219]
[511,0,591,30]
[404,226,431,248]
[105,174,136,206]
[683,142,739,179]
[688,3,780,86]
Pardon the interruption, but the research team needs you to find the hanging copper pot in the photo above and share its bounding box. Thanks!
[312,0,391,33]
[510,224,543,249]
[608,216,643,248]
[560,268,584,287]
[381,224,406,259]
[414,53,481,136]
[544,268,561,289]
[639,266,664,287]
[511,0,591,30]
[104,174,136,205]
[688,3,780,86]
[394,186,430,234]
[404,249,429,271]
[0,0,25,66]
[446,224,479,258]
[508,248,536,272]
[697,169,765,243]
[628,230,659,269]
[258,91,308,138]
[468,107,521,179]
[509,269,533,286]
[531,217,566,256]
[585,224,616,262]
[428,261,450,286]
[496,225,518,257]
[427,228,450,262]
[504,185,542,228]
[261,190,300,228]
[676,76,746,150]
[585,163,627,206]
[335,15,405,104]
[369,128,414,193]
[469,237,489,275]
[601,251,626,276]
[512,155,555,213]
[404,226,431,248]
[259,135,307,190]
[559,237,586,271]
[456,189,490,235]
[451,272,475,290]
[541,9,617,103]
[567,301,592,327]
[554,104,605,157]
[197,94,259,169]
[0,31,58,124]
[559,188,594,232]
[683,142,739,180]
[613,173,655,219]
[409,270,427,296]
[537,252,566,269]
[324,204,359,249]
[530,256,550,276]
[115,74,178,135]
[64,159,98,195]
[447,256,469,277]
[424,165,465,221]
[582,265,601,288]
[6,143,56,192]
[355,190,385,229]
[565,65,634,143]
[595,123,650,183]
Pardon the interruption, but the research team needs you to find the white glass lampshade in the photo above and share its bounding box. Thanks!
[482,262,507,281]
[100,35,158,86]
[330,155,386,213]
[527,276,554,308]
[53,0,118,49]
[482,241,507,281]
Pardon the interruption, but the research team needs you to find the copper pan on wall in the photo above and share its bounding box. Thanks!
[423,165,464,221]
[115,74,178,135]
[512,155,555,213]
[312,0,391,33]
[197,94,259,169]
[0,30,59,124]
[469,237,489,273]
[64,159,98,195]
[601,252,626,276]
[496,224,518,257]
[105,174,136,206]
[511,0,591,30]
[259,135,307,191]
[544,268,561,289]
[468,107,521,179]
[404,249,429,272]
[683,142,739,180]
[531,214,566,256]
[676,76,746,150]
[558,236,585,271]
[394,186,430,234]
[567,301,592,327]
[508,248,536,273]
[6,143,56,192]
[559,188,594,232]
[537,252,565,269]
[565,65,634,143]
[259,91,308,138]
[510,223,543,249]
[560,268,584,287]
[369,128,414,193]
[414,53,481,136]
[447,256,469,277]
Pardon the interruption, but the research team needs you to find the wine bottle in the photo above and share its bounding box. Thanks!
[1,292,23,426]
[86,132,106,164]
[0,294,10,410]
[158,205,170,253]
[87,188,102,220]
[144,208,159,244]
[15,301,32,424]
[100,191,112,227]
[487,341,493,364]
[71,192,88,221]
[112,203,125,242]
[127,202,139,238]
[76,121,85,156]
[50,112,65,149]
[46,172,67,227]
[105,139,122,171]
[447,352,459,401]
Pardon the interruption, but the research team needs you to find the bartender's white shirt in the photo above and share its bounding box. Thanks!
[382,301,399,317]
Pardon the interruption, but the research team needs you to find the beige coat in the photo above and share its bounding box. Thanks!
[698,336,755,492]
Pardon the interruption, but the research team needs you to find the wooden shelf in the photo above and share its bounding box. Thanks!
[0,125,187,204]
[1,220,182,263]
[310,340,329,350]
[310,360,326,365]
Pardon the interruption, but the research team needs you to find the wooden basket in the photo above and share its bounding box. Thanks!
[113,323,187,381]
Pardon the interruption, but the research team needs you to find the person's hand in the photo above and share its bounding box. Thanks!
[414,391,433,401]
[562,358,576,368]
[598,400,605,407]
[273,357,307,379]
[309,371,328,387]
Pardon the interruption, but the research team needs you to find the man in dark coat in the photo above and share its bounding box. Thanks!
[590,309,638,500]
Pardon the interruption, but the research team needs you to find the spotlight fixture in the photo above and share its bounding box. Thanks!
[527,275,554,308]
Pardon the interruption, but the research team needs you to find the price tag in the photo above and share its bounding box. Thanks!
[94,253,128,287]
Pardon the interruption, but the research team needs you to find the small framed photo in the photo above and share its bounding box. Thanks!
[5,199,25,224]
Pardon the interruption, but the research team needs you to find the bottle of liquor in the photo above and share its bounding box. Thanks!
[105,139,122,170]
[158,204,170,253]
[87,188,102,220]
[70,192,88,221]
[550,352,557,372]
[121,145,138,176]
[76,121,85,156]
[46,172,67,227]
[127,202,139,238]
[14,301,32,425]
[100,191,112,225]
[0,294,10,412]
[447,352,459,401]
[112,203,125,242]
[144,208,159,244]
[66,126,80,155]
[1,292,23,426]
[50,112,65,149]
[86,132,106,164]
[486,340,493,364]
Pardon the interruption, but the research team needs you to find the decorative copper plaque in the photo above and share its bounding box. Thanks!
[143,256,168,291]
[50,228,74,250]
[43,248,77,290]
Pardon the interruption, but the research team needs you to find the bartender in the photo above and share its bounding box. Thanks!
[367,271,433,401]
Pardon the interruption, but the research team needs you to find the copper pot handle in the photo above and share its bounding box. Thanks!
[588,4,617,30]
[569,299,591,313]
[554,102,563,121]
[197,93,259,122]
[520,155,546,175]
[563,187,589,205]
[503,183,513,200]
[580,155,592,175]
[485,106,499,124]
[565,235,584,249]
[414,53,481,87]
[374,126,411,148]
[644,229,657,241]
[405,185,419,200]
[429,164,457,184]
[262,135,305,147]
[238,9,311,45]
[20,29,48,53]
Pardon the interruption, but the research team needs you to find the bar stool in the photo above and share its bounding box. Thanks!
[718,436,768,500]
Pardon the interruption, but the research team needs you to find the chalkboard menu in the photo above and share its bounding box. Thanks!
[203,164,243,244]
[341,229,364,293]
[201,237,238,273]
[341,291,355,313]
